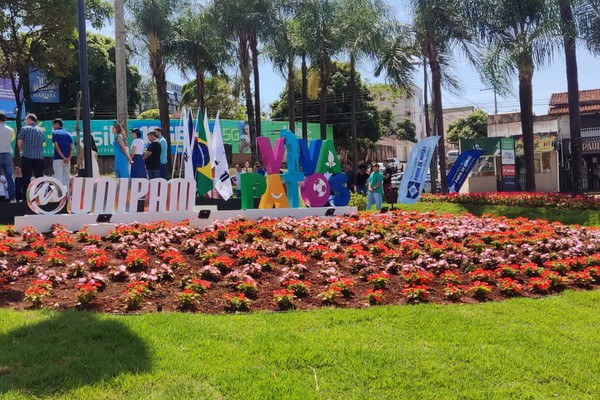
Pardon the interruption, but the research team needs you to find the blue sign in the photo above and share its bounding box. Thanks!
[398,136,440,204]
[29,67,60,103]
[447,149,483,193]
[0,77,24,119]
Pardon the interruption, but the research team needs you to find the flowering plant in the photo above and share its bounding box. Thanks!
[528,277,551,293]
[468,268,496,283]
[402,270,433,286]
[24,279,53,307]
[236,279,258,297]
[328,277,354,297]
[223,292,251,312]
[497,278,524,296]
[568,271,594,286]
[75,280,102,306]
[0,277,9,293]
[362,289,384,305]
[468,280,493,299]
[45,247,67,267]
[317,288,341,305]
[125,280,149,310]
[402,285,430,303]
[125,249,149,271]
[210,256,235,273]
[440,270,461,285]
[443,283,464,301]
[177,289,200,310]
[16,251,38,265]
[367,272,390,289]
[283,279,311,297]
[185,278,211,294]
[273,289,296,310]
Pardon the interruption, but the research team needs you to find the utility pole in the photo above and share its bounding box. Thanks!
[481,87,498,114]
[77,0,92,177]
[115,0,128,130]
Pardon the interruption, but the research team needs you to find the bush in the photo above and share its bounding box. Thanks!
[349,192,367,211]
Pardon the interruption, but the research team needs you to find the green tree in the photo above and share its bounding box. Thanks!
[180,77,246,120]
[127,0,181,168]
[271,61,380,150]
[378,110,417,142]
[0,0,112,133]
[28,33,141,121]
[446,109,488,143]
[471,0,557,191]
[173,3,232,111]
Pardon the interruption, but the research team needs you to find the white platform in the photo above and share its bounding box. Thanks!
[14,206,358,234]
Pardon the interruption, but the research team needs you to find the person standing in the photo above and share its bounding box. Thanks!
[0,112,16,202]
[51,118,73,189]
[343,161,355,193]
[355,164,369,195]
[143,130,162,179]
[366,162,384,211]
[382,160,394,203]
[130,128,146,178]
[17,113,45,188]
[156,127,168,179]
[112,123,131,178]
[232,163,245,198]
[77,140,100,178]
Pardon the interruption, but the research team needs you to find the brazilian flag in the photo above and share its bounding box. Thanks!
[195,110,213,196]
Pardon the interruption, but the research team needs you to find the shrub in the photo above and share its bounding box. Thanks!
[223,293,251,312]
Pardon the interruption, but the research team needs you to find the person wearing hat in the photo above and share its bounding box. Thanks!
[366,162,383,211]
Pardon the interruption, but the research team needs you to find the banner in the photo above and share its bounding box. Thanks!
[398,136,440,204]
[7,119,331,157]
[0,77,24,119]
[29,67,60,103]
[446,149,483,193]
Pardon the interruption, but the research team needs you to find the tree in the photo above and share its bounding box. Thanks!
[446,109,488,143]
[412,0,472,193]
[0,0,112,135]
[180,76,246,120]
[378,110,417,142]
[173,3,232,111]
[271,61,380,149]
[28,33,141,121]
[295,0,344,140]
[127,0,181,169]
[471,0,557,192]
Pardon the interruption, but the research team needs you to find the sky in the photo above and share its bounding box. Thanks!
[94,1,599,119]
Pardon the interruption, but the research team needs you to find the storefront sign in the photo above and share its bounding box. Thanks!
[500,138,517,191]
[562,137,600,157]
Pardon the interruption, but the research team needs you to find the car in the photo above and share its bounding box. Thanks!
[391,172,403,188]
[383,158,403,172]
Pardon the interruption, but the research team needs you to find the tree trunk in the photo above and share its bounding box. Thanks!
[238,34,256,159]
[288,56,296,133]
[195,64,205,110]
[559,0,583,195]
[518,68,536,192]
[251,36,261,138]
[11,73,25,164]
[154,63,171,172]
[301,52,308,141]
[428,52,447,193]
[319,55,330,140]
[350,54,358,176]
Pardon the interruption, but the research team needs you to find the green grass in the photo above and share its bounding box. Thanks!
[385,202,600,227]
[1,290,600,399]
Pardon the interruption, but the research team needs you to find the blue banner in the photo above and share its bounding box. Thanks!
[398,136,440,204]
[0,77,24,119]
[29,67,60,103]
[446,149,483,193]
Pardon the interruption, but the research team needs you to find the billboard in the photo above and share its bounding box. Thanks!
[29,67,60,103]
[0,77,24,119]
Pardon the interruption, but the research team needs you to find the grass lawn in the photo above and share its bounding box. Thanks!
[1,290,599,399]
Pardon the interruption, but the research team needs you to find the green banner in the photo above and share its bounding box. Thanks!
[460,137,501,156]
[7,119,332,157]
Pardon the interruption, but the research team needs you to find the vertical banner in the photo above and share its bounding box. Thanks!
[211,113,233,200]
[446,150,483,193]
[398,136,440,204]
[500,137,517,191]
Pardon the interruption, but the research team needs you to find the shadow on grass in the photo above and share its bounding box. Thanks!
[0,311,150,396]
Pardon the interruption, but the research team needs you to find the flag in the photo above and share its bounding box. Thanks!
[211,113,233,200]
[446,149,483,193]
[203,108,214,167]
[196,109,213,196]
[181,108,196,180]
[398,136,440,204]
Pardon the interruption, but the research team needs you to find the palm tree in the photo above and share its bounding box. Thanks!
[295,0,344,140]
[173,3,232,111]
[470,0,557,192]
[127,0,180,167]
[412,0,472,194]
[339,0,397,172]
[557,0,583,195]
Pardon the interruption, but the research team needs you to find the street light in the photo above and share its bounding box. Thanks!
[76,0,93,178]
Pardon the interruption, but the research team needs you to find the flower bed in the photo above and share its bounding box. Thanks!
[1,211,599,313]
[421,192,600,210]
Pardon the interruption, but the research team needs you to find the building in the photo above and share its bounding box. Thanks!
[549,89,600,192]
[371,84,425,141]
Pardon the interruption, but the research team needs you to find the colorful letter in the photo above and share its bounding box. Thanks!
[257,137,285,174]
[281,171,305,208]
[328,173,351,206]
[298,139,321,175]
[260,174,289,209]
[316,139,342,174]
[300,173,329,207]
[240,173,266,210]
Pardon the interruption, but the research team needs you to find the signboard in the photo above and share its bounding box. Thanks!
[29,67,60,103]
[6,119,332,157]
[460,137,501,156]
[513,132,557,156]
[562,137,600,158]
[398,136,440,204]
[0,77,24,119]
[500,137,517,191]
[501,137,515,164]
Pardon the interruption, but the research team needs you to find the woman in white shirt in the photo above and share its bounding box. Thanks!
[77,140,100,178]
[130,128,146,178]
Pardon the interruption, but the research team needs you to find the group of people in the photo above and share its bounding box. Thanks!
[112,124,167,180]
[343,160,396,211]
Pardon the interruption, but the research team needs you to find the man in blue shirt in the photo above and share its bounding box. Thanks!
[51,118,73,188]
[156,127,168,179]
[17,113,45,188]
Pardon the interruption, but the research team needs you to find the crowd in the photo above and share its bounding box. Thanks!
[343,160,396,211]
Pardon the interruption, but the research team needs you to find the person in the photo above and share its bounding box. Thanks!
[51,118,73,189]
[13,165,26,201]
[253,161,266,176]
[232,163,245,198]
[130,128,146,178]
[0,175,8,201]
[17,113,45,187]
[0,111,16,202]
[143,130,162,179]
[355,164,369,195]
[382,160,394,203]
[76,140,100,178]
[366,162,384,211]
[343,161,355,193]
[112,123,131,178]
[156,127,168,179]
[239,122,251,154]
